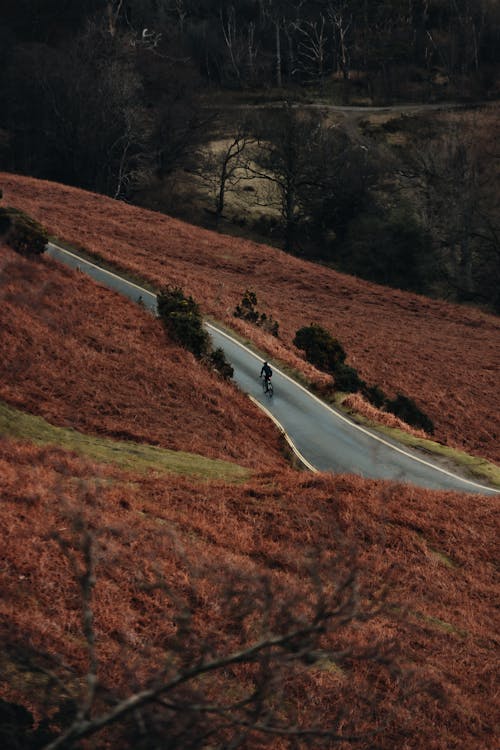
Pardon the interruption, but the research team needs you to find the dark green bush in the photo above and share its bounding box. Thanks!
[385,393,434,434]
[234,289,280,337]
[157,286,210,359]
[334,363,364,393]
[363,384,387,408]
[157,287,234,380]
[210,347,234,379]
[0,207,48,256]
[293,324,346,375]
[234,289,259,323]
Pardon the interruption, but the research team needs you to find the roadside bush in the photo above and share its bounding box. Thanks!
[210,347,234,379]
[158,286,234,380]
[157,286,210,359]
[0,207,48,256]
[363,384,387,408]
[334,363,364,393]
[293,324,346,374]
[295,324,434,432]
[234,289,259,323]
[234,289,279,337]
[385,393,434,434]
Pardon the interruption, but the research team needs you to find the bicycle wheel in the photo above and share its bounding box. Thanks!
[267,380,273,397]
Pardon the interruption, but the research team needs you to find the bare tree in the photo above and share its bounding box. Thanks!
[327,1,352,92]
[294,15,329,85]
[194,125,255,228]
[34,511,413,750]
[398,115,500,305]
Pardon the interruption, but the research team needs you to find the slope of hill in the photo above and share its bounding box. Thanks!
[1,184,498,747]
[0,243,287,471]
[1,435,497,749]
[1,172,498,466]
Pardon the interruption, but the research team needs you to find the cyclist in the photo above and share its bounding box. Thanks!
[260,361,272,392]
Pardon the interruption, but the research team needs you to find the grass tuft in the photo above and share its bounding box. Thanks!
[0,402,249,482]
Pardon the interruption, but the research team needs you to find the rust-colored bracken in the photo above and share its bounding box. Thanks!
[0,244,285,469]
[1,172,498,463]
[0,437,497,749]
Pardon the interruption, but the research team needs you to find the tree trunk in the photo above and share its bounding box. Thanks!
[275,21,282,87]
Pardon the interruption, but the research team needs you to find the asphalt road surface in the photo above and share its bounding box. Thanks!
[46,242,498,495]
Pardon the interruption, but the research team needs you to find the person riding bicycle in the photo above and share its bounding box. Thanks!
[260,361,272,391]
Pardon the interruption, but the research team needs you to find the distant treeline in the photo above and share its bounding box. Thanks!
[0,2,499,311]
[2,1,500,93]
[1,0,499,191]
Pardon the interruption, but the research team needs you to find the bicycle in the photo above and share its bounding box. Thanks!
[261,374,273,397]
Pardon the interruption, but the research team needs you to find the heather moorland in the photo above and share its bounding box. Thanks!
[1,436,497,749]
[1,173,498,465]
[0,172,498,748]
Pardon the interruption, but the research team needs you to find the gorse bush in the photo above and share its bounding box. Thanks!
[157,286,210,359]
[234,289,259,324]
[363,386,434,434]
[234,289,279,337]
[157,286,233,378]
[293,324,346,374]
[210,346,234,379]
[0,207,48,256]
[385,394,435,434]
[334,363,364,393]
[362,384,387,409]
[295,323,434,433]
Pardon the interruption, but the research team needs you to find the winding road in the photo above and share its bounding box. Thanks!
[46,242,498,495]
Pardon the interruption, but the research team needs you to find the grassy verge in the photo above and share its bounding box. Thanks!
[0,402,249,483]
[337,400,500,489]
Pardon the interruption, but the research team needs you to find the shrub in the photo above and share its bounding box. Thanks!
[158,287,234,380]
[385,393,434,434]
[157,286,210,359]
[334,363,364,393]
[210,347,234,379]
[234,289,259,323]
[293,324,346,374]
[0,207,48,256]
[234,289,280,337]
[363,384,387,408]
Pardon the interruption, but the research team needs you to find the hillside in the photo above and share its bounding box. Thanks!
[1,436,497,749]
[1,190,498,747]
[1,173,499,465]
[0,243,286,471]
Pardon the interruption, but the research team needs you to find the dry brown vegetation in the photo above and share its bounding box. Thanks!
[1,172,498,747]
[1,172,499,464]
[0,244,286,471]
[1,435,498,748]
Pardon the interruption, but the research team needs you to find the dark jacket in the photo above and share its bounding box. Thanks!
[261,363,272,378]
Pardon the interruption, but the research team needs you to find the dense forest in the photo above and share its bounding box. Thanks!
[1,1,499,308]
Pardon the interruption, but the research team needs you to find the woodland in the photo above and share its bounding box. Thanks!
[1,1,500,308]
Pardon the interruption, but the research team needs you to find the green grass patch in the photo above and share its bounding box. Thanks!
[0,402,249,482]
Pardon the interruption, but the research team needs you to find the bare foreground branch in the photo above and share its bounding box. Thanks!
[34,511,412,749]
